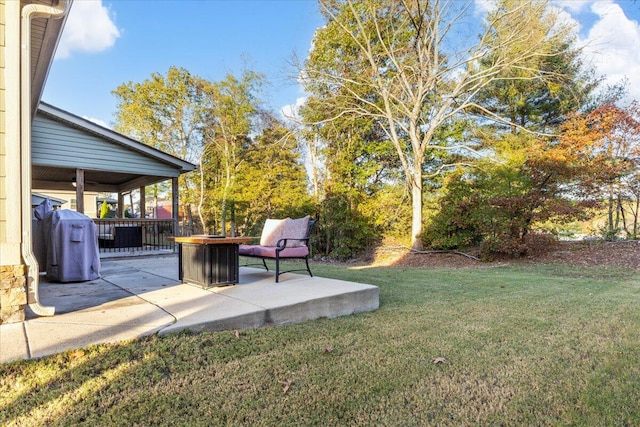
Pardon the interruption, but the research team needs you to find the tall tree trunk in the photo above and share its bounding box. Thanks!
[634,197,640,239]
[197,158,207,232]
[309,133,322,200]
[411,164,424,251]
[607,186,615,238]
[617,194,627,238]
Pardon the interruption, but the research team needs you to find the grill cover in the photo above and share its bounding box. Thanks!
[44,210,101,282]
[33,198,53,272]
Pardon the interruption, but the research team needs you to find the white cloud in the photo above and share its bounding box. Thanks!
[551,4,582,35]
[554,0,592,14]
[579,1,640,102]
[83,116,110,129]
[280,96,307,122]
[473,0,494,15]
[480,1,640,106]
[56,0,120,59]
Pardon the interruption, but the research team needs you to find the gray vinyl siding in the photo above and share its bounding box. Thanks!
[32,115,179,177]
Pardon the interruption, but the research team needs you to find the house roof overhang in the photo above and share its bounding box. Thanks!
[23,0,197,196]
[32,103,197,194]
[25,0,71,116]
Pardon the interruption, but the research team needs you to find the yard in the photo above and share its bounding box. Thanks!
[1,242,639,426]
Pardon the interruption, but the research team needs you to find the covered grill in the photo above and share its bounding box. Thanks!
[44,210,101,282]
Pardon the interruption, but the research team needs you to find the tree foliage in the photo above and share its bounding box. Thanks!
[554,102,640,239]
[424,101,640,256]
[302,0,580,250]
[300,83,402,258]
[196,71,261,231]
[418,0,604,255]
[113,66,207,207]
[474,0,598,134]
[233,112,314,236]
[424,135,592,257]
[113,67,311,235]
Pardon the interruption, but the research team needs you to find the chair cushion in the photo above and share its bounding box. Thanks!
[97,224,115,240]
[253,245,309,258]
[259,218,289,246]
[281,216,310,247]
[238,244,257,256]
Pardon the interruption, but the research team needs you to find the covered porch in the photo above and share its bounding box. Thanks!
[31,102,196,255]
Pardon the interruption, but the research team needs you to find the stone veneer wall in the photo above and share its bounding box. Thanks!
[0,265,27,324]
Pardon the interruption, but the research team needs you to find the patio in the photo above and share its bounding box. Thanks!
[0,254,379,363]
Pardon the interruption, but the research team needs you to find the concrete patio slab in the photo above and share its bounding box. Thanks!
[25,311,174,360]
[0,323,29,362]
[0,254,379,363]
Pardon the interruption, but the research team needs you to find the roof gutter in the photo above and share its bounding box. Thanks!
[21,0,70,316]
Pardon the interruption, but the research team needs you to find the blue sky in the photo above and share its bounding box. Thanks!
[43,0,640,129]
[43,0,324,127]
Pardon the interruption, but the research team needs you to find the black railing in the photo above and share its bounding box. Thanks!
[94,219,176,254]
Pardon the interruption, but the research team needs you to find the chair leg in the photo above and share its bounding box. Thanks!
[275,255,280,283]
[305,257,312,277]
[262,258,269,271]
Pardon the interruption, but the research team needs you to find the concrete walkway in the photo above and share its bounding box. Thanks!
[0,254,379,363]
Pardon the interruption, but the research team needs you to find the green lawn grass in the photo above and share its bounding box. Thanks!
[1,262,639,426]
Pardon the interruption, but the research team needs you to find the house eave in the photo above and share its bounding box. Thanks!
[26,0,72,116]
[37,102,197,173]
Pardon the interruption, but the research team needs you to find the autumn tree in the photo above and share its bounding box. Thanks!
[474,1,597,135]
[424,133,595,256]
[425,102,640,255]
[195,71,263,231]
[302,0,578,250]
[196,71,312,234]
[233,111,313,236]
[112,66,207,208]
[554,102,640,239]
[420,0,599,253]
[113,67,310,233]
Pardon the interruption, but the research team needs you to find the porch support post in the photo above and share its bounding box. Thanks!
[117,193,124,218]
[75,169,85,214]
[172,177,179,238]
[139,186,146,218]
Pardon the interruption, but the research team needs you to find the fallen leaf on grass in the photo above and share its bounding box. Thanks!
[432,357,446,364]
[234,330,240,339]
[282,379,292,394]
[68,350,85,360]
[325,345,334,353]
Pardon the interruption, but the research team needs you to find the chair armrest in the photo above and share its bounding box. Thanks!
[276,237,310,250]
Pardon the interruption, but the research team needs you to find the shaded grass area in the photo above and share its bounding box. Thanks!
[2,263,640,426]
